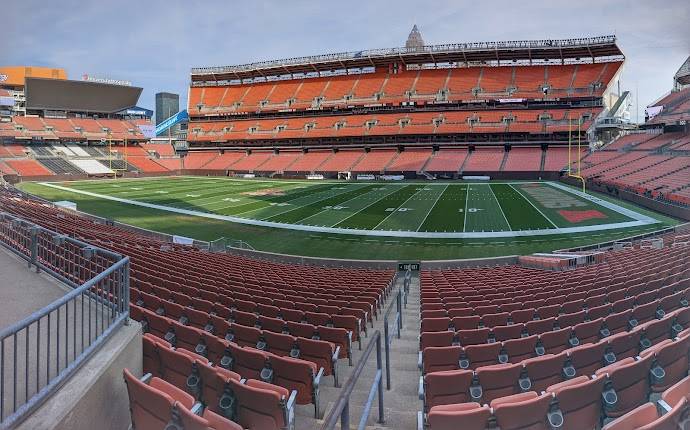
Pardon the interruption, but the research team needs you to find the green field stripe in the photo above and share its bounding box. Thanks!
[297,185,405,226]
[218,184,342,215]
[490,184,554,230]
[464,184,512,232]
[418,184,466,232]
[247,184,369,220]
[154,181,305,209]
[264,184,379,223]
[375,185,447,231]
[335,185,420,229]
[111,181,293,208]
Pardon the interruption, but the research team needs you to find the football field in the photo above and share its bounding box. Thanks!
[18,176,676,260]
[33,176,656,238]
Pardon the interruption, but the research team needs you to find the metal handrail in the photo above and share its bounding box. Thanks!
[0,211,130,428]
[383,286,404,390]
[321,331,385,430]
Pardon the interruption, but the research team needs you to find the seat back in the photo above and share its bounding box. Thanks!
[423,369,473,412]
[547,375,605,430]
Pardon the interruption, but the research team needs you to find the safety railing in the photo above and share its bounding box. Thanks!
[0,212,130,428]
[383,285,404,390]
[321,331,385,430]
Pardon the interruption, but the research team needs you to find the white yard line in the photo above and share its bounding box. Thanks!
[37,182,660,239]
[329,185,407,228]
[487,183,512,231]
[254,184,370,220]
[416,184,449,232]
[296,185,400,224]
[372,187,426,230]
[508,183,560,229]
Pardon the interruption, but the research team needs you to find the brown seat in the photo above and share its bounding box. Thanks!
[427,403,491,430]
[263,331,298,358]
[269,354,323,417]
[521,353,567,393]
[176,402,244,430]
[422,346,462,374]
[158,345,206,398]
[595,354,654,419]
[502,335,538,364]
[640,336,690,392]
[422,369,474,412]
[539,327,571,354]
[123,368,195,430]
[601,400,686,430]
[566,341,607,378]
[473,362,522,404]
[461,343,502,369]
[230,378,295,430]
[491,391,553,430]
[546,375,605,430]
[196,361,241,417]
[420,331,455,351]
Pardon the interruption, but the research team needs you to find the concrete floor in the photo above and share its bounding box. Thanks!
[0,246,71,330]
[295,274,422,429]
[0,245,114,424]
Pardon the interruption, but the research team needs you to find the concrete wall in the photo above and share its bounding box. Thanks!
[17,322,141,430]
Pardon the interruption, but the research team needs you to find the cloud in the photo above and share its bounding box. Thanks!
[3,0,689,120]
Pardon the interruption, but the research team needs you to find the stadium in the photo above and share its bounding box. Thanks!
[0,11,689,430]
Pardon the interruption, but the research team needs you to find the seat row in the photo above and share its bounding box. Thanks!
[419,331,690,429]
[130,294,352,364]
[133,284,367,345]
[421,306,688,374]
[143,333,319,422]
[421,287,690,350]
[135,306,337,400]
[420,269,688,315]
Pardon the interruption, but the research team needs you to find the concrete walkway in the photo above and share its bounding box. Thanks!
[0,246,70,330]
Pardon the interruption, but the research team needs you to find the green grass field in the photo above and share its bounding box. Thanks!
[17,177,678,260]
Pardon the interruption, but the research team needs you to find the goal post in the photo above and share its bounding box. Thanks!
[567,117,586,194]
[108,135,128,178]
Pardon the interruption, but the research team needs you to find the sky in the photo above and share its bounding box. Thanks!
[3,0,689,122]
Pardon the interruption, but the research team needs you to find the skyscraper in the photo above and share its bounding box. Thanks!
[155,92,179,125]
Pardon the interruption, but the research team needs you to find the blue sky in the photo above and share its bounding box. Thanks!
[3,0,689,121]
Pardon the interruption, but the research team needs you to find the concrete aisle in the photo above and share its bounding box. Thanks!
[296,273,422,430]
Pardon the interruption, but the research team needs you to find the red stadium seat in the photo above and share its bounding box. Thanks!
[229,378,296,430]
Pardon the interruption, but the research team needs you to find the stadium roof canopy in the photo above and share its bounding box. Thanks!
[191,35,624,83]
[25,78,143,114]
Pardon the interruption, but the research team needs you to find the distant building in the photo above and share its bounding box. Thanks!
[405,25,425,50]
[155,92,179,125]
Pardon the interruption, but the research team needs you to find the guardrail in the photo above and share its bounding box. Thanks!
[0,212,130,428]
[321,331,385,430]
[383,281,406,389]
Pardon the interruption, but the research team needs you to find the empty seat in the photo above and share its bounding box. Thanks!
[606,331,642,362]
[423,346,462,374]
[539,327,571,354]
[422,317,452,332]
[473,363,523,404]
[269,354,322,416]
[196,361,241,417]
[457,328,490,346]
[565,342,607,378]
[427,403,491,430]
[640,336,690,393]
[491,391,554,430]
[461,343,502,369]
[502,335,538,364]
[263,331,298,358]
[546,375,605,430]
[521,353,567,393]
[158,345,206,398]
[420,331,455,351]
[228,378,295,430]
[422,369,473,412]
[595,355,654,419]
[295,337,338,385]
[601,401,685,430]
[123,368,195,430]
[176,401,243,430]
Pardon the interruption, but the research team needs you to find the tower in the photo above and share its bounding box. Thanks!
[405,25,425,50]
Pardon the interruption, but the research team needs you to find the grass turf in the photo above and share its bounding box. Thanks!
[16,177,679,260]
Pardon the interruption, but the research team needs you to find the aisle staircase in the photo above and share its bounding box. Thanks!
[298,272,422,429]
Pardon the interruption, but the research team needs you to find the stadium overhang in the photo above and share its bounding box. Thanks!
[191,35,624,84]
[25,77,143,114]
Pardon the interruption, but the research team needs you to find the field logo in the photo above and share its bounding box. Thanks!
[558,209,607,223]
